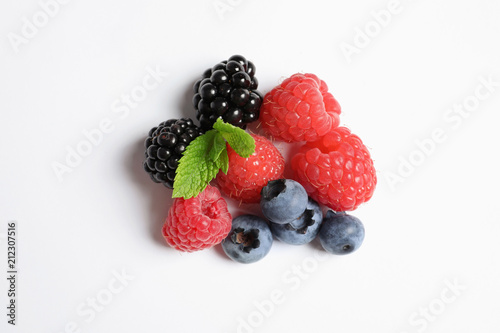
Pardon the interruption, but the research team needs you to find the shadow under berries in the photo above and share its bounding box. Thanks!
[125,135,176,249]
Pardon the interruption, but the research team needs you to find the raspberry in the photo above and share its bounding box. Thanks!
[291,127,376,211]
[144,118,203,188]
[216,134,285,203]
[193,55,263,131]
[162,185,232,252]
[260,73,341,142]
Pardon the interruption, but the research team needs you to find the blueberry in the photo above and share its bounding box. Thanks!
[222,215,273,264]
[270,198,323,245]
[260,179,308,224]
[319,211,365,255]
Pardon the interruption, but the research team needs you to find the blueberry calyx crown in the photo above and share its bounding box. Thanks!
[342,244,352,251]
[284,209,315,234]
[261,179,286,200]
[231,227,260,253]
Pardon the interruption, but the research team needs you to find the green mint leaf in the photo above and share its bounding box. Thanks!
[209,131,226,162]
[172,120,254,199]
[172,129,221,199]
[213,118,255,158]
[217,148,229,174]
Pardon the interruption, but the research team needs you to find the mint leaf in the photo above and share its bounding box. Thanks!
[209,131,226,162]
[172,119,255,199]
[213,118,255,158]
[217,148,229,174]
[172,130,221,199]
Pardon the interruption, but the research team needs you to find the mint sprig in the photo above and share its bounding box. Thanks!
[172,119,255,199]
[213,118,255,158]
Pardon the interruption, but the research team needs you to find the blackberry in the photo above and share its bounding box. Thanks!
[143,118,203,189]
[193,55,263,131]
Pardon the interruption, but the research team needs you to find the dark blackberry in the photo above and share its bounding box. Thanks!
[193,55,263,131]
[143,118,203,189]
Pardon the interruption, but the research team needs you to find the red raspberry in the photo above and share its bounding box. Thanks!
[260,73,341,142]
[216,134,285,203]
[162,185,232,252]
[291,127,376,211]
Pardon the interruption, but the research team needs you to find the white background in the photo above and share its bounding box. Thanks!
[1,0,500,332]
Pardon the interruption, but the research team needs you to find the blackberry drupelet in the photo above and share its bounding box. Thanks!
[143,118,203,189]
[193,55,263,131]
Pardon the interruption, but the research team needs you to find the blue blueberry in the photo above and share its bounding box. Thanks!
[222,215,273,264]
[270,198,323,245]
[319,211,365,255]
[260,179,308,224]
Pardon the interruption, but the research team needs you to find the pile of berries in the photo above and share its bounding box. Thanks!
[142,55,377,263]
